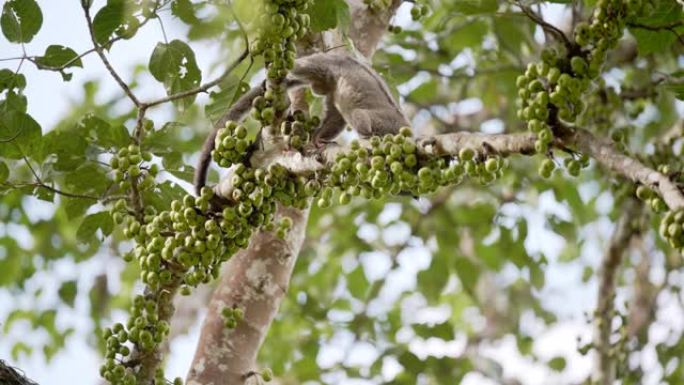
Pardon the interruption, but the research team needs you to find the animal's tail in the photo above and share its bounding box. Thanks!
[194,82,267,195]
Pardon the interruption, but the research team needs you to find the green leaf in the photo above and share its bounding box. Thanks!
[398,351,425,372]
[64,164,109,195]
[412,322,455,340]
[628,0,683,56]
[453,256,479,294]
[442,20,489,54]
[92,0,125,45]
[171,0,199,24]
[1,0,42,43]
[347,265,369,299]
[493,17,534,54]
[0,238,21,286]
[142,181,188,212]
[630,27,676,56]
[308,0,350,32]
[80,114,130,149]
[1,90,27,113]
[206,81,244,122]
[64,197,92,220]
[58,280,78,307]
[0,110,42,159]
[11,342,32,360]
[76,211,114,243]
[418,253,450,301]
[166,167,195,184]
[0,161,7,183]
[34,45,83,80]
[548,356,566,371]
[41,129,88,171]
[4,309,33,333]
[529,263,545,289]
[452,0,497,15]
[148,40,202,109]
[665,83,684,101]
[0,69,26,92]
[408,80,438,105]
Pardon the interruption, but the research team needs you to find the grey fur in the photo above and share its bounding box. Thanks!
[194,52,410,195]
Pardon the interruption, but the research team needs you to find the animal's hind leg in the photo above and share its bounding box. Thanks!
[313,97,347,147]
[349,109,373,138]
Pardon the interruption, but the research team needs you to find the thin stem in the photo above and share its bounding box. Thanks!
[516,2,575,50]
[81,0,141,107]
[20,156,99,200]
[141,49,249,109]
[156,16,169,44]
[628,21,684,46]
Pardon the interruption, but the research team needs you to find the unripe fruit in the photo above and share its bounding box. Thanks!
[459,147,475,161]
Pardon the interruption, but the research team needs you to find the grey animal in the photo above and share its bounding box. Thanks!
[194,52,410,195]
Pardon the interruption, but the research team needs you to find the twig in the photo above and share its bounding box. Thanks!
[0,5,161,73]
[141,48,250,110]
[19,157,100,200]
[0,131,21,143]
[156,16,169,44]
[628,21,684,46]
[81,0,141,107]
[516,2,575,50]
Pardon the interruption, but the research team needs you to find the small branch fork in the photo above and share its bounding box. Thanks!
[514,1,576,51]
[71,0,250,214]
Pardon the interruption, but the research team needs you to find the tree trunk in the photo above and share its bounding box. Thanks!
[185,2,403,384]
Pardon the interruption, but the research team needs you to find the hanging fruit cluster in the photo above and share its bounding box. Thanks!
[516,0,641,177]
[110,142,157,194]
[278,110,319,150]
[660,209,684,251]
[248,0,312,126]
[321,127,505,206]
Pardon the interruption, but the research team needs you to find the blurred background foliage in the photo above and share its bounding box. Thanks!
[0,0,684,384]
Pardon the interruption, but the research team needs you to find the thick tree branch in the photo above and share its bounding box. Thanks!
[225,129,684,211]
[627,240,658,342]
[0,360,38,385]
[565,128,684,210]
[186,205,310,385]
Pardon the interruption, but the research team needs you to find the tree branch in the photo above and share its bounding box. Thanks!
[565,127,684,210]
[141,49,249,109]
[81,0,141,107]
[19,156,100,200]
[186,204,310,384]
[515,2,575,51]
[220,128,684,212]
[592,199,643,385]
